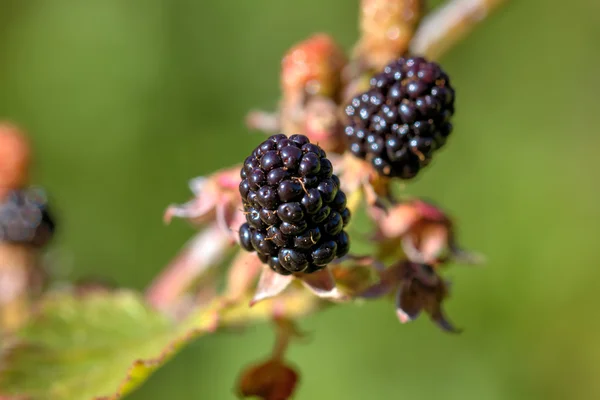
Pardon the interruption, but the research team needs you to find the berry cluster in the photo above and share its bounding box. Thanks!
[345,56,455,179]
[0,188,55,246]
[239,134,351,275]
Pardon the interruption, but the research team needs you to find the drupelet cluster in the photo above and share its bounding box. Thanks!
[238,134,351,275]
[345,56,455,179]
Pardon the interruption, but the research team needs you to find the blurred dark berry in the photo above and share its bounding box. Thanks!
[345,56,455,179]
[239,134,351,275]
[0,187,56,247]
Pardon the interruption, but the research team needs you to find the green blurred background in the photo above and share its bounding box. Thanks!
[1,0,599,398]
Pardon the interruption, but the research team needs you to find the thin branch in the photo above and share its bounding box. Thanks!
[410,0,507,60]
[145,224,232,312]
[0,244,39,333]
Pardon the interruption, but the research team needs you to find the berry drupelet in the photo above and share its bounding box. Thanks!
[239,134,351,275]
[344,56,455,179]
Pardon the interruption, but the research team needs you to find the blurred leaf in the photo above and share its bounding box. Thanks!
[0,284,329,400]
[0,290,182,400]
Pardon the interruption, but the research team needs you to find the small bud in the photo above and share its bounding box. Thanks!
[0,123,31,199]
[281,34,347,103]
[237,358,299,400]
[369,199,481,266]
[355,0,424,70]
[302,97,346,153]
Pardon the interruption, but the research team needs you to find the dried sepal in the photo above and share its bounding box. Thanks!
[250,265,349,307]
[329,255,383,295]
[297,268,349,302]
[357,260,405,299]
[250,266,294,307]
[164,166,243,237]
[396,265,461,333]
[355,259,460,332]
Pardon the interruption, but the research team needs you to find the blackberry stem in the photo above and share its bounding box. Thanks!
[410,0,508,60]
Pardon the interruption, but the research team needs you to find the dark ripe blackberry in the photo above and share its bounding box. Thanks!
[246,207,264,229]
[299,153,321,176]
[322,212,343,236]
[280,146,303,170]
[268,256,292,276]
[320,158,333,177]
[257,252,269,263]
[316,178,338,203]
[239,180,251,200]
[278,248,308,272]
[280,220,308,236]
[339,208,351,226]
[277,202,304,223]
[278,180,303,202]
[301,188,323,214]
[294,227,321,249]
[334,231,350,257]
[0,188,56,246]
[310,205,331,224]
[256,186,278,209]
[239,223,253,251]
[266,225,288,247]
[267,168,289,185]
[302,175,320,188]
[251,230,278,255]
[344,56,456,179]
[238,134,352,275]
[248,169,266,190]
[311,240,337,266]
[330,191,347,211]
[260,150,283,171]
[259,209,279,226]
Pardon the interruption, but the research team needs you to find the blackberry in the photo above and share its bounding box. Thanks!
[239,134,351,275]
[344,56,455,179]
[0,187,55,247]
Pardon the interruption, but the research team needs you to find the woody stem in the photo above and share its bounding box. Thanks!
[145,223,232,314]
[0,243,38,333]
[410,0,507,60]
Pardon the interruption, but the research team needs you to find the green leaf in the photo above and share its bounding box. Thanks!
[0,285,329,400]
[0,290,182,400]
